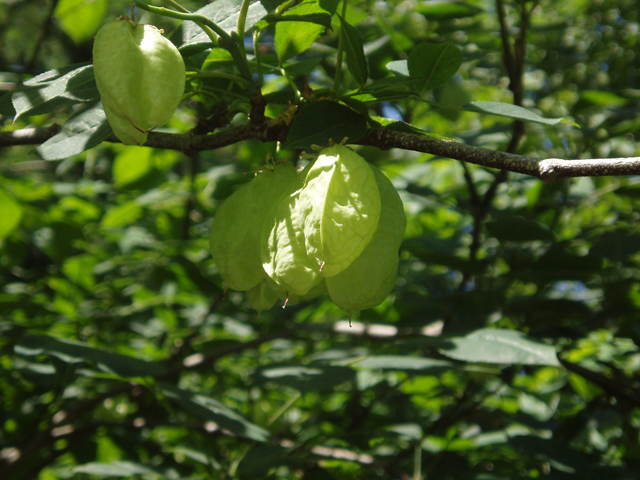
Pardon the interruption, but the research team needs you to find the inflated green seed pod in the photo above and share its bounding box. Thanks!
[210,163,299,292]
[260,170,322,296]
[245,279,279,312]
[93,17,185,145]
[326,166,406,312]
[299,144,381,277]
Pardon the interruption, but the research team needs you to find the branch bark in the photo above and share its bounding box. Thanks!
[4,122,640,183]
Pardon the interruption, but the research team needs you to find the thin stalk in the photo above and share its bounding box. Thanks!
[134,0,228,42]
[413,445,422,480]
[237,0,252,56]
[333,0,349,90]
[134,0,260,95]
[253,29,264,86]
[228,392,301,476]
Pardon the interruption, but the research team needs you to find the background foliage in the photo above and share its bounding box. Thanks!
[2,0,640,479]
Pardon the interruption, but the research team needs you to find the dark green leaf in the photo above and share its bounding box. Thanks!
[352,355,456,374]
[284,57,323,76]
[590,231,640,262]
[463,101,571,126]
[263,12,332,29]
[371,116,454,140]
[253,363,355,392]
[485,215,555,242]
[275,1,329,62]
[36,100,112,160]
[11,63,98,120]
[407,42,463,92]
[73,461,163,477]
[338,15,368,87]
[180,0,282,46]
[15,334,167,377]
[160,384,270,441]
[416,1,483,20]
[237,445,293,477]
[285,100,369,149]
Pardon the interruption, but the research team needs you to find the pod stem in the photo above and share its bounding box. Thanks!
[133,0,260,96]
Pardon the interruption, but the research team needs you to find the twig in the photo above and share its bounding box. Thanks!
[6,123,640,183]
[0,125,61,146]
[558,357,640,404]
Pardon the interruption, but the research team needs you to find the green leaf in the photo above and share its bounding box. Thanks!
[462,101,571,126]
[11,64,98,120]
[112,147,155,188]
[264,12,332,29]
[73,461,162,477]
[352,355,455,374]
[253,363,356,393]
[160,384,270,441]
[589,231,640,262]
[283,57,323,76]
[285,100,369,149]
[510,436,597,476]
[0,188,23,238]
[387,59,410,77]
[407,42,463,93]
[438,329,561,366]
[62,254,98,290]
[579,89,628,107]
[15,334,167,377]
[338,15,368,87]
[370,116,454,140]
[275,1,329,62]
[36,100,112,161]
[416,1,484,20]
[485,215,555,242]
[54,0,107,45]
[100,201,144,229]
[180,0,282,46]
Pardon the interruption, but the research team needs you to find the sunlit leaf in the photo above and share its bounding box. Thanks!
[15,335,167,377]
[463,101,571,126]
[438,329,561,366]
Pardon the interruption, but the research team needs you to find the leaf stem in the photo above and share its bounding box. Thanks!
[333,0,349,91]
[133,0,260,96]
[253,30,264,86]
[133,0,228,43]
[237,0,252,56]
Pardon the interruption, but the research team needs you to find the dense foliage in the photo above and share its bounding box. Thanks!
[1,0,640,479]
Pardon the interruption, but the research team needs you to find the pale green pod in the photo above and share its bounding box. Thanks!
[299,145,381,277]
[260,171,322,296]
[93,18,186,145]
[245,279,279,312]
[326,166,406,312]
[210,163,299,292]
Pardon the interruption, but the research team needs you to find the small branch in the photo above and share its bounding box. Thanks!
[559,357,640,404]
[0,124,61,146]
[156,329,293,380]
[5,123,640,183]
[358,128,640,183]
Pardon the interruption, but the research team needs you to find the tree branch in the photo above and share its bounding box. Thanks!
[0,124,61,146]
[4,122,640,183]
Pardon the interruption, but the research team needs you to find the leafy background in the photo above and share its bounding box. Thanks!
[2,0,640,479]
